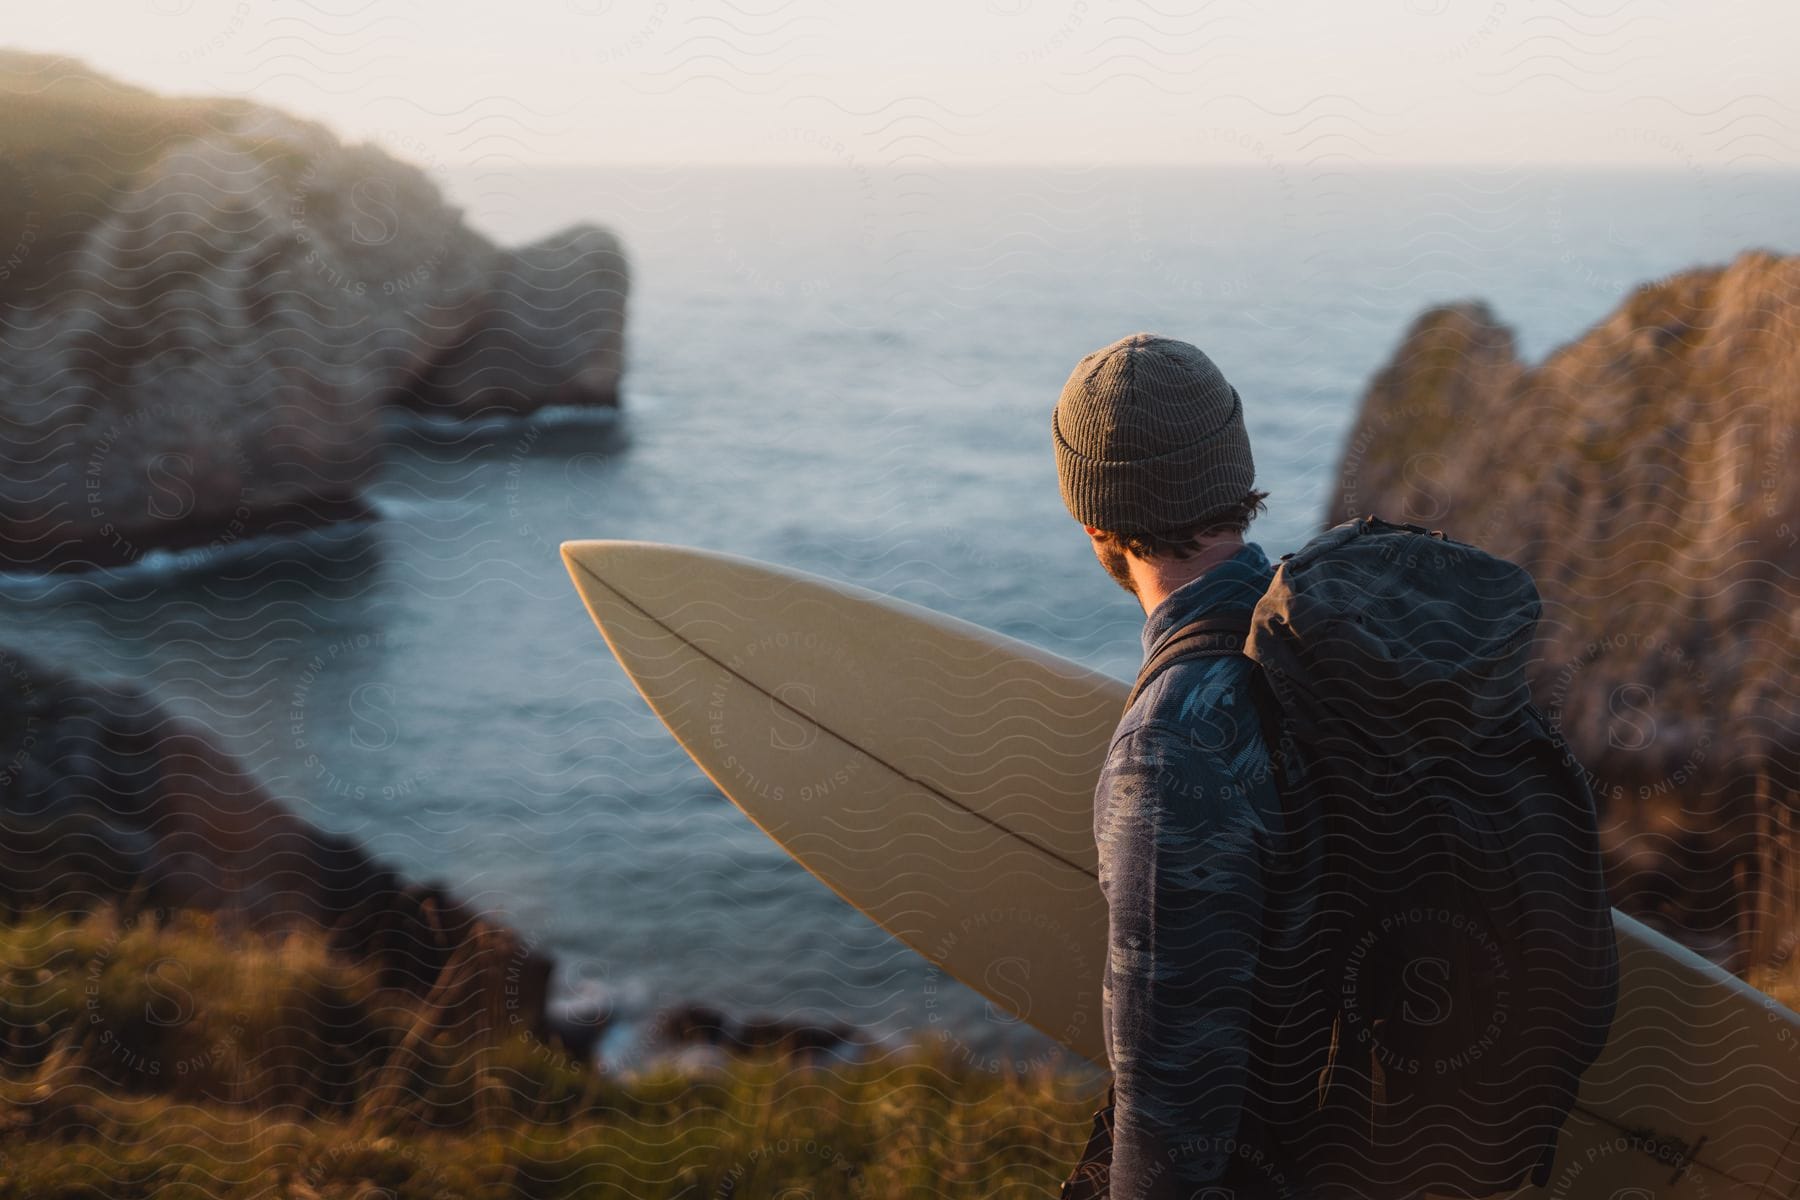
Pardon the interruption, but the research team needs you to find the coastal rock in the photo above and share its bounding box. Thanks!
[398,224,631,420]
[0,646,554,1035]
[649,1003,861,1060]
[1329,249,1800,959]
[0,52,629,571]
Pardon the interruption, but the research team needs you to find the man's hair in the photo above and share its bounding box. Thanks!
[1090,489,1270,560]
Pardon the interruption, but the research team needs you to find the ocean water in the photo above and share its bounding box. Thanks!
[3,165,1795,1065]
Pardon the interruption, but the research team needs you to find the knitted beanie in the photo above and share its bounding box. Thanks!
[1052,332,1255,535]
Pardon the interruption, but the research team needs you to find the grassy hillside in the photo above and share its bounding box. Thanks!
[8,903,1800,1196]
[0,908,1105,1198]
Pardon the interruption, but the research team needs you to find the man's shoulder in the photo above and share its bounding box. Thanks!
[1097,660,1278,853]
[1113,652,1264,759]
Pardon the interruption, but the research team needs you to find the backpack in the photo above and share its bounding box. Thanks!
[1126,515,1621,1200]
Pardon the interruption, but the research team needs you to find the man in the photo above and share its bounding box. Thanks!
[1052,332,1297,1199]
[1053,333,1623,1200]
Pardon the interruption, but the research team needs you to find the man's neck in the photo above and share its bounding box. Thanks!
[1132,534,1245,616]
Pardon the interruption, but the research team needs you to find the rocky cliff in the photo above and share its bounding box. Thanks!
[0,52,629,571]
[0,645,556,1040]
[1331,249,1799,961]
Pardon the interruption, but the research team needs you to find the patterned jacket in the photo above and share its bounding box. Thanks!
[1094,540,1299,1199]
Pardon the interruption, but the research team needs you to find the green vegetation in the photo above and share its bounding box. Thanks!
[0,908,1105,1198]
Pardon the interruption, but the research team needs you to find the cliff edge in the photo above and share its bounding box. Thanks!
[1331,249,1799,960]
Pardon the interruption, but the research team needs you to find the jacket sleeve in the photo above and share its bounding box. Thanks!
[1095,714,1271,1197]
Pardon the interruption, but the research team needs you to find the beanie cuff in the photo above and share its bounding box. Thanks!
[1054,391,1256,534]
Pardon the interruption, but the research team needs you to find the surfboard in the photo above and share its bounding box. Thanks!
[562,538,1800,1199]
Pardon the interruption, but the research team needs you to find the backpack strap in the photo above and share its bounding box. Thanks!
[1123,614,1253,714]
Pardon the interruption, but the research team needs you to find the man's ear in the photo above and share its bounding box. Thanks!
[1082,525,1103,537]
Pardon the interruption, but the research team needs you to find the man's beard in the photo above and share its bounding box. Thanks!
[1095,540,1137,596]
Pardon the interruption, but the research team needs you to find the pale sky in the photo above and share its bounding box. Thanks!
[9,0,1800,171]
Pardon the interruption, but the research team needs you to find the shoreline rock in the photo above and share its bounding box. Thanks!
[0,645,554,1039]
[649,1003,862,1061]
[0,646,874,1070]
[0,491,377,575]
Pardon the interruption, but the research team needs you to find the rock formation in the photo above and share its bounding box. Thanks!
[0,51,629,571]
[1330,249,1800,963]
[0,645,555,1037]
[398,224,629,420]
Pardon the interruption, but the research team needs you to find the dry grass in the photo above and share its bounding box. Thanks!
[0,908,1106,1198]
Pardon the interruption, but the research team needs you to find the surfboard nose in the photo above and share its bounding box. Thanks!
[564,537,797,668]
[561,538,737,577]
[561,539,707,721]
[561,540,692,613]
[561,539,743,621]
[560,539,666,630]
[559,538,643,578]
